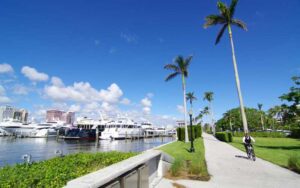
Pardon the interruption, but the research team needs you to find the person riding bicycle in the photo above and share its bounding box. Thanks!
[243,132,255,155]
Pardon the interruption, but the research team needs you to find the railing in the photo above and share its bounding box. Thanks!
[65,150,173,188]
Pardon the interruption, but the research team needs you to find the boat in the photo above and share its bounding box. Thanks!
[63,117,107,140]
[100,117,144,140]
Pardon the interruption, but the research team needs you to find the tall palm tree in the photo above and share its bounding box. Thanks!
[186,92,197,110]
[204,0,249,133]
[203,92,215,134]
[258,103,265,130]
[164,55,193,142]
[195,106,209,124]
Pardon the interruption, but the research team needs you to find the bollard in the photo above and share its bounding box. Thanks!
[96,126,99,143]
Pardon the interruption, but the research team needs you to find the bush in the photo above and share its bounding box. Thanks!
[0,151,136,188]
[176,126,202,141]
[170,157,184,176]
[215,132,232,142]
[288,155,300,173]
[233,131,286,138]
[290,128,300,138]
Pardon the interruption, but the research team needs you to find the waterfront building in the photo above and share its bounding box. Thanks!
[0,105,28,123]
[46,110,75,124]
[176,120,185,127]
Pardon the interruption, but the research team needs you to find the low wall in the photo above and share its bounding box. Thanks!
[65,150,173,188]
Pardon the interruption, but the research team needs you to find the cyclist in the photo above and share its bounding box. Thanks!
[242,132,255,156]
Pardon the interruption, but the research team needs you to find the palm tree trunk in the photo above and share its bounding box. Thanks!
[260,113,264,130]
[182,75,189,142]
[228,25,249,133]
[209,102,215,135]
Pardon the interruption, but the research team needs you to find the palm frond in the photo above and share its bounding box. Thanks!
[165,72,179,82]
[164,64,179,72]
[185,55,193,69]
[203,15,226,28]
[217,1,229,19]
[229,0,238,18]
[215,23,228,45]
[231,19,247,31]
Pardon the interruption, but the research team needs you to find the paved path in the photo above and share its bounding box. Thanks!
[155,133,300,188]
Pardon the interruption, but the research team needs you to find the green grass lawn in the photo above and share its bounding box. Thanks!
[230,137,300,168]
[158,138,210,181]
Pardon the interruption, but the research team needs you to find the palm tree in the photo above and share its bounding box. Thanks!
[164,55,193,142]
[195,106,209,124]
[186,92,197,109]
[258,103,265,130]
[204,0,249,133]
[203,92,215,134]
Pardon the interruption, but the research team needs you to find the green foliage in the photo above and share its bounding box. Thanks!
[216,107,273,132]
[0,151,136,188]
[290,128,300,138]
[177,125,202,141]
[159,138,210,180]
[279,76,300,123]
[233,131,286,138]
[288,155,300,173]
[215,132,232,142]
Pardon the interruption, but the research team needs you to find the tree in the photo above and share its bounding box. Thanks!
[279,76,300,124]
[186,92,197,110]
[203,92,215,134]
[195,106,209,124]
[164,55,193,142]
[216,107,272,131]
[204,0,249,133]
[257,103,265,130]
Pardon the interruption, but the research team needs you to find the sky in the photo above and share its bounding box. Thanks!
[0,0,299,126]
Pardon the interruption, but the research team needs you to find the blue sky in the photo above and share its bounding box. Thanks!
[0,0,299,125]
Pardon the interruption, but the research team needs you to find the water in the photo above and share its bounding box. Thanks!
[0,137,174,167]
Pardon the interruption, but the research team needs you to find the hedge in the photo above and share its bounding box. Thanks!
[290,128,300,138]
[177,125,202,141]
[0,151,136,188]
[233,131,286,138]
[215,132,232,142]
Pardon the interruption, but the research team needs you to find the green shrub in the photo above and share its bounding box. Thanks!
[0,151,136,188]
[290,128,300,138]
[176,126,202,141]
[233,131,286,138]
[215,132,232,142]
[288,155,300,173]
[170,157,184,176]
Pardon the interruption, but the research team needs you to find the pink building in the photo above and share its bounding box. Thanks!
[46,110,75,124]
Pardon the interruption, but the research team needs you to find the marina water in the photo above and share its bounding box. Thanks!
[0,136,174,167]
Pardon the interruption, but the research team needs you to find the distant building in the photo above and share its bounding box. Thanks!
[176,120,185,127]
[46,110,75,124]
[0,105,28,123]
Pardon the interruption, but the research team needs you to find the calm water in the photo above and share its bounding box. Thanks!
[0,137,174,167]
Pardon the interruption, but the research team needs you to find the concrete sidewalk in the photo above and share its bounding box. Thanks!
[155,133,300,188]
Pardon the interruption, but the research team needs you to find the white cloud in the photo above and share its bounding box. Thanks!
[51,76,64,87]
[177,105,185,114]
[0,63,14,74]
[141,97,152,107]
[0,85,11,103]
[99,83,123,103]
[141,97,152,114]
[120,98,131,105]
[68,104,81,112]
[21,66,49,82]
[13,84,30,95]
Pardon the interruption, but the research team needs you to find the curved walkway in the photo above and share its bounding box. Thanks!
[155,133,300,188]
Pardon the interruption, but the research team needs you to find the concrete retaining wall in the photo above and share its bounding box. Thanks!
[65,150,174,188]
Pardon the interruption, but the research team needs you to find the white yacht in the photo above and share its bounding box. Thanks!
[100,117,144,140]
